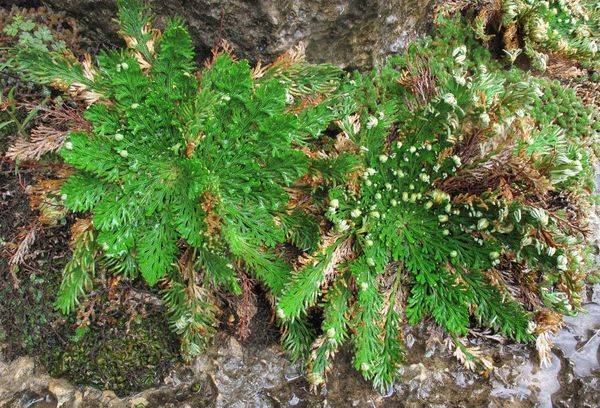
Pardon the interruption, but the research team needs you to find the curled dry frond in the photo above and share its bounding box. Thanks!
[7,223,40,287]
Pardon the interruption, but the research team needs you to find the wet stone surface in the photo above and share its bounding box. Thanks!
[31,0,434,70]
[1,283,599,407]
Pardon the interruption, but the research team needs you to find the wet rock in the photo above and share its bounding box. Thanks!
[576,374,600,408]
[1,308,600,408]
[41,0,434,70]
[11,390,58,408]
[47,379,75,407]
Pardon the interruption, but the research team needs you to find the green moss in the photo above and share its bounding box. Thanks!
[51,314,179,395]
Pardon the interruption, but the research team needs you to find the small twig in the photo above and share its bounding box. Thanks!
[576,329,599,353]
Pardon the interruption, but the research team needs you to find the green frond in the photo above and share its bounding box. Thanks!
[136,216,177,286]
[307,278,352,387]
[55,225,96,314]
[350,257,383,380]
[277,235,348,321]
[16,49,93,89]
[163,279,220,359]
[196,247,241,295]
[280,210,321,253]
[281,315,317,362]
[61,172,114,212]
[224,226,289,295]
[152,19,196,95]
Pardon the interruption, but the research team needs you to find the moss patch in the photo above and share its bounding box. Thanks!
[52,314,179,395]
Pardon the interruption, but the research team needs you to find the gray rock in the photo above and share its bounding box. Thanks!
[41,0,434,69]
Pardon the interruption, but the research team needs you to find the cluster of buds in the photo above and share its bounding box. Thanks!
[452,45,467,65]
[556,254,569,271]
[529,207,549,227]
[329,198,340,213]
[443,93,458,107]
[431,189,451,204]
[116,61,129,72]
[366,115,379,129]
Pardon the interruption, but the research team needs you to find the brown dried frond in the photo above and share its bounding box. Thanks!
[489,255,543,310]
[81,53,96,81]
[251,42,307,80]
[70,218,93,248]
[484,261,539,311]
[137,23,162,58]
[474,8,495,43]
[25,177,68,225]
[68,82,103,106]
[201,191,221,236]
[271,42,306,70]
[535,309,564,334]
[24,100,90,131]
[6,101,89,162]
[452,193,489,209]
[452,340,494,374]
[307,335,329,388]
[6,126,67,161]
[7,223,40,288]
[439,150,549,197]
[26,177,62,206]
[76,293,98,327]
[433,0,473,19]
[453,127,488,165]
[122,34,139,49]
[292,147,329,190]
[503,24,519,51]
[251,60,267,80]
[334,114,361,144]
[133,51,151,70]
[378,264,405,325]
[233,271,257,340]
[204,39,237,69]
[397,63,438,108]
[334,133,359,155]
[296,230,340,268]
[289,94,324,114]
[146,26,161,57]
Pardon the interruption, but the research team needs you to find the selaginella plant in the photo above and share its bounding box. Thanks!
[438,0,599,70]
[276,18,597,390]
[8,0,598,394]
[13,0,342,357]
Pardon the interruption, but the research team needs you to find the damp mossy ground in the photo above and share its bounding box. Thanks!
[0,146,180,397]
[0,259,180,396]
[51,313,180,394]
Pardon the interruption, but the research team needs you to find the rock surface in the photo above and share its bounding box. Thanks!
[27,0,434,70]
